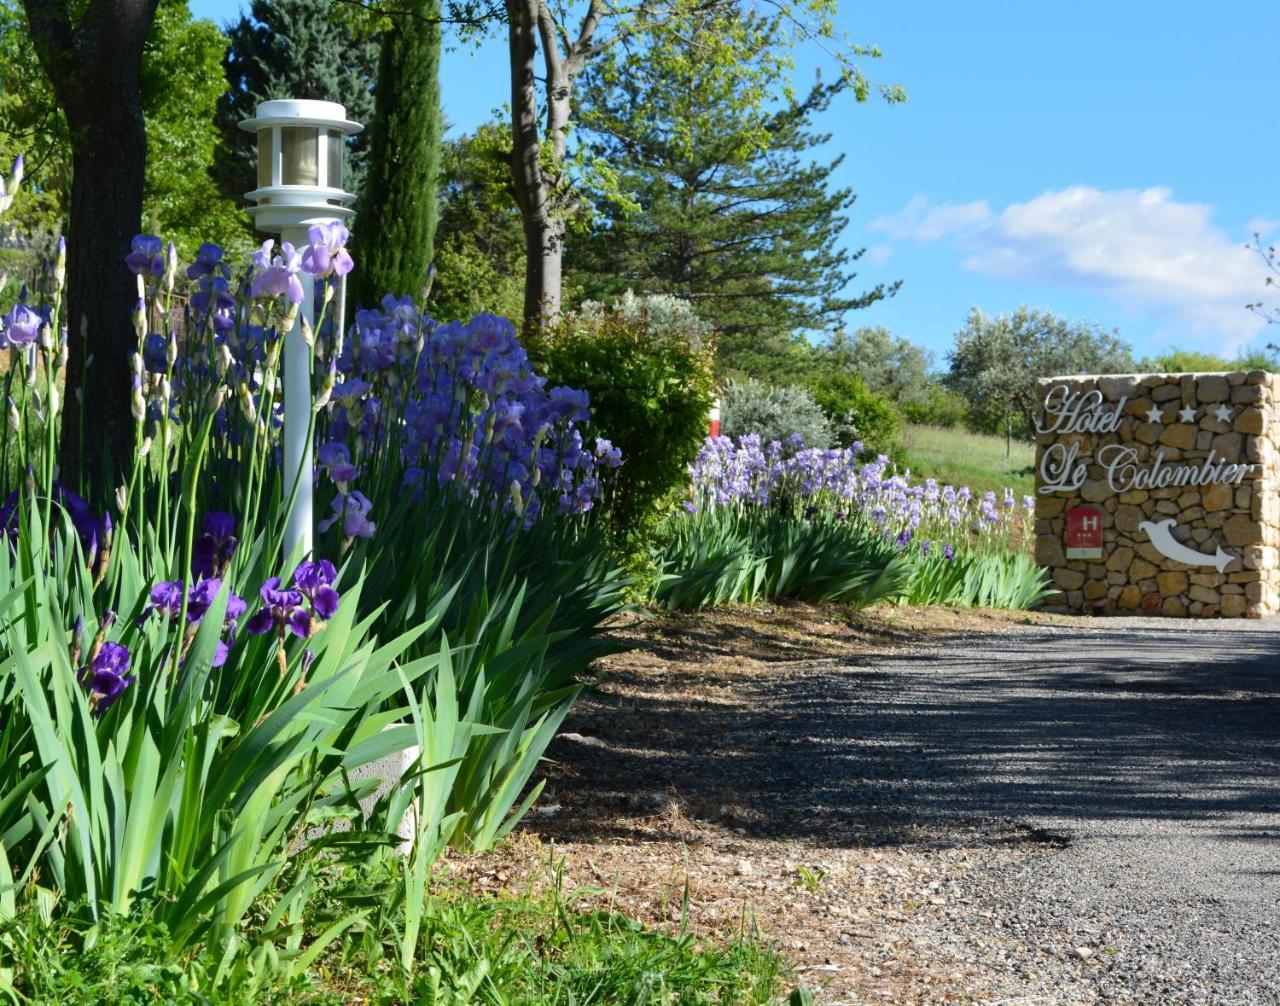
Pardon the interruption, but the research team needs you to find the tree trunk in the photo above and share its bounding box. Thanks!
[23,0,157,503]
[507,0,559,330]
[506,0,601,333]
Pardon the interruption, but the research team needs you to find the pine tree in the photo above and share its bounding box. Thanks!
[350,0,441,309]
[214,0,378,210]
[570,9,898,377]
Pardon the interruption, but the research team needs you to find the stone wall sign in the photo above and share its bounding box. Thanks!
[1033,372,1280,617]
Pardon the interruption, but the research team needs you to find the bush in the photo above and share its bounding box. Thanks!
[806,369,901,456]
[898,381,969,428]
[720,377,834,448]
[531,292,717,548]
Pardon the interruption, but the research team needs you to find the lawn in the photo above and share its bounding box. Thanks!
[901,424,1035,497]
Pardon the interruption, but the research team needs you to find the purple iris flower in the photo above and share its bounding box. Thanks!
[245,577,312,638]
[125,234,165,276]
[249,240,305,303]
[0,483,106,559]
[82,641,134,715]
[2,303,40,348]
[594,438,623,468]
[143,580,184,620]
[293,559,340,619]
[186,242,225,280]
[299,222,355,279]
[317,441,359,484]
[193,511,238,578]
[318,491,376,539]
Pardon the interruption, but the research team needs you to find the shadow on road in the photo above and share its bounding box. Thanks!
[533,619,1280,850]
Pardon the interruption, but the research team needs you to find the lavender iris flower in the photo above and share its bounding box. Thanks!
[299,222,354,279]
[318,490,376,538]
[2,303,40,348]
[249,240,305,303]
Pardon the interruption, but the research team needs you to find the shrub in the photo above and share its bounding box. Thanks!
[806,369,901,456]
[720,377,834,448]
[899,382,969,428]
[530,291,717,548]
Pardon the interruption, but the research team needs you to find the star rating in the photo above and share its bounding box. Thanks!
[1177,404,1197,423]
[1212,403,1233,424]
[1145,403,1164,424]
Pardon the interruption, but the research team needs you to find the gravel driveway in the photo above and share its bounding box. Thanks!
[831,616,1280,1005]
[533,608,1280,1004]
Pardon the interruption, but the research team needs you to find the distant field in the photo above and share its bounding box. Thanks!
[900,423,1035,496]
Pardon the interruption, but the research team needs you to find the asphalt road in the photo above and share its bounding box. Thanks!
[835,617,1280,1005]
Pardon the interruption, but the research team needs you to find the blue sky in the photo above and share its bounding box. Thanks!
[192,0,1278,362]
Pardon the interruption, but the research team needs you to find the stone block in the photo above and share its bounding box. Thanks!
[1197,375,1230,403]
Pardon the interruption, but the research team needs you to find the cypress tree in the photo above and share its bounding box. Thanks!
[214,0,378,210]
[350,0,442,310]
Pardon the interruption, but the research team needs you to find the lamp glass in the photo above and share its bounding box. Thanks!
[325,131,344,190]
[256,129,273,189]
[281,126,319,186]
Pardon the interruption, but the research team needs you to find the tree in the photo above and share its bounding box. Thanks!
[3,0,246,256]
[569,6,898,371]
[142,1,248,259]
[1248,232,1279,334]
[945,306,1133,449]
[431,121,525,322]
[214,0,378,220]
[818,327,934,408]
[22,0,160,497]
[350,0,442,309]
[502,0,900,333]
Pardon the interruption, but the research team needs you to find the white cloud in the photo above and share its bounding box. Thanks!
[863,244,894,266]
[874,188,1273,351]
[869,195,991,242]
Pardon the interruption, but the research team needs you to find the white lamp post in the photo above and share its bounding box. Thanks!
[239,99,362,559]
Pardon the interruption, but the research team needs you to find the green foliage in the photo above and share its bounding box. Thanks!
[432,122,526,323]
[945,305,1133,440]
[899,383,969,428]
[141,0,250,259]
[531,293,717,548]
[214,0,379,214]
[806,369,901,457]
[352,0,442,309]
[900,548,1051,609]
[821,327,935,408]
[901,423,1036,497]
[650,508,909,611]
[721,377,834,448]
[1136,347,1277,372]
[571,6,897,374]
[0,0,247,255]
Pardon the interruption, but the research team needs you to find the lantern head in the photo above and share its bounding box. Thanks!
[239,99,363,231]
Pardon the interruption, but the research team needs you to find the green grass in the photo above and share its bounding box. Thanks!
[901,423,1035,496]
[0,862,791,1004]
